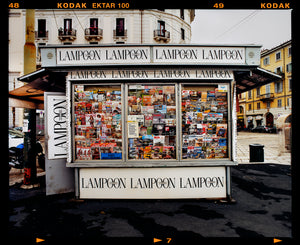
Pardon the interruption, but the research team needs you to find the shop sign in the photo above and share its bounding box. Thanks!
[68,69,234,80]
[41,45,253,66]
[45,93,67,159]
[79,167,227,199]
[153,46,245,64]
[57,46,150,65]
[57,46,244,65]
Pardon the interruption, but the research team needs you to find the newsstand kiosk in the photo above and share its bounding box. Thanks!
[34,44,267,200]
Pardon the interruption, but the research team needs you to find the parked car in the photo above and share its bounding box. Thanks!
[251,125,276,133]
[8,128,45,171]
[266,126,277,133]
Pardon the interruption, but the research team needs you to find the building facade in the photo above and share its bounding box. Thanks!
[237,40,292,130]
[9,10,26,128]
[9,9,195,127]
[34,9,194,45]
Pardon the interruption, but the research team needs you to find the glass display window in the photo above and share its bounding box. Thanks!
[181,84,229,160]
[70,81,232,165]
[73,84,123,161]
[127,84,177,160]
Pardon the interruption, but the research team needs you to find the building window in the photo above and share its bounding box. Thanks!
[275,51,281,61]
[248,90,252,99]
[239,106,243,114]
[248,104,252,111]
[289,78,292,91]
[37,19,46,38]
[256,87,260,97]
[157,20,166,36]
[265,84,270,93]
[116,18,125,36]
[266,101,271,109]
[154,21,170,42]
[180,9,185,19]
[277,99,282,108]
[181,28,185,40]
[275,66,282,74]
[58,19,76,41]
[286,63,292,73]
[288,46,292,57]
[275,81,283,93]
[257,102,260,110]
[64,19,72,34]
[263,57,270,66]
[89,18,98,35]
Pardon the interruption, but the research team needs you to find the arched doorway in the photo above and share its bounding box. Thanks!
[266,112,274,127]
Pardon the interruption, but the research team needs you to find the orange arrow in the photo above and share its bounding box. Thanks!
[154,238,162,243]
[274,238,282,244]
[36,238,45,243]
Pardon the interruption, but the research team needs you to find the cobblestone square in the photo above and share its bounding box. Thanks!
[237,132,291,165]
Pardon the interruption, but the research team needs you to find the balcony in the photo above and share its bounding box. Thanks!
[35,30,48,40]
[259,93,274,102]
[84,28,103,41]
[153,29,170,42]
[113,29,127,40]
[58,28,77,41]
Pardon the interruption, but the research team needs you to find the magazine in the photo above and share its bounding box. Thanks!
[141,106,154,114]
[153,136,165,145]
[128,122,139,138]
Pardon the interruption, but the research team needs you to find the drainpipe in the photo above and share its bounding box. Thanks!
[282,46,286,110]
[22,9,37,187]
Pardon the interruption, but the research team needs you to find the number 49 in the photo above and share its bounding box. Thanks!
[213,3,224,8]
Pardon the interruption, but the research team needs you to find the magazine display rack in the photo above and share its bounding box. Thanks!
[70,82,231,165]
[181,85,228,160]
[73,85,122,161]
[127,85,176,160]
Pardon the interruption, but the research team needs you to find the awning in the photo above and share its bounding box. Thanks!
[234,67,282,94]
[9,69,66,109]
[9,66,281,109]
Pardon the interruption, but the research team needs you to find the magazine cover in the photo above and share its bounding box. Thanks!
[217,124,228,137]
[141,106,154,114]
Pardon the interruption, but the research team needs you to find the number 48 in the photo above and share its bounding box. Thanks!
[9,2,20,8]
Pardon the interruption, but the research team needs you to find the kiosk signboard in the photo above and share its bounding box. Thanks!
[41,45,260,67]
[45,93,67,159]
[45,93,74,195]
[79,167,227,199]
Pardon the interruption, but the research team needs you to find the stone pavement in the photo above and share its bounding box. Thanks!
[237,132,291,165]
[9,164,292,242]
